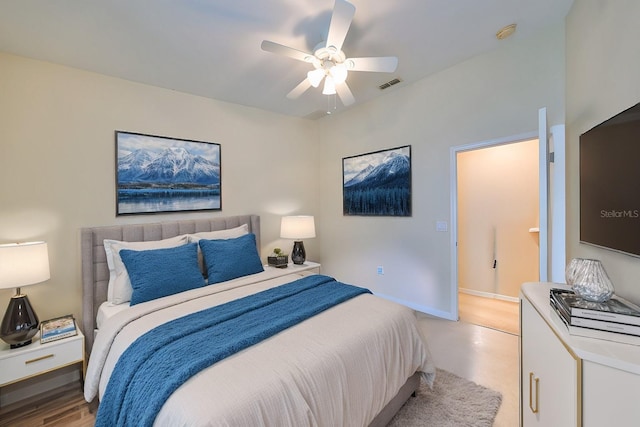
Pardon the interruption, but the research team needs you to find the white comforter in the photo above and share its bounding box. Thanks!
[85,271,435,426]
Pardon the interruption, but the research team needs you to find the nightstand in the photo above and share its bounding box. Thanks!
[264,261,321,275]
[0,328,85,389]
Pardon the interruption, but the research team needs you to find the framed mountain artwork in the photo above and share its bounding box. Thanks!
[342,145,411,216]
[115,131,221,215]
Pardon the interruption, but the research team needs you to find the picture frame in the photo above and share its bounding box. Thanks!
[40,315,77,344]
[343,145,412,216]
[115,131,221,215]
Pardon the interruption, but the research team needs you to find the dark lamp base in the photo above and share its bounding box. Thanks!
[1,294,39,348]
[9,339,34,349]
[291,241,306,265]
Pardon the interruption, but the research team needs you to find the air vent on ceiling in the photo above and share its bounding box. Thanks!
[379,78,402,90]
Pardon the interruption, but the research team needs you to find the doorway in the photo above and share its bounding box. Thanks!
[455,137,540,334]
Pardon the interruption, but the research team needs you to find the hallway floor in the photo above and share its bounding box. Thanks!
[417,313,520,427]
[458,292,520,335]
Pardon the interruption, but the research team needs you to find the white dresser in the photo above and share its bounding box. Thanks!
[520,282,640,426]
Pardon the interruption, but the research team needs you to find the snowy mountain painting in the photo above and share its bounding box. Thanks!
[343,146,411,216]
[116,131,221,215]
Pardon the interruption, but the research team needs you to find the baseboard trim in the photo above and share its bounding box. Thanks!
[373,291,457,320]
[459,288,519,303]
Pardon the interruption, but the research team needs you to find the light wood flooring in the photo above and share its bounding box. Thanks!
[458,292,520,336]
[0,382,96,427]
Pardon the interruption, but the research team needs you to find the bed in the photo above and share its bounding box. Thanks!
[81,215,435,426]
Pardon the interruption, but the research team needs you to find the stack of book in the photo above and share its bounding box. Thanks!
[550,288,640,346]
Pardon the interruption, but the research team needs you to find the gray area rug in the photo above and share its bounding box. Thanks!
[388,369,503,427]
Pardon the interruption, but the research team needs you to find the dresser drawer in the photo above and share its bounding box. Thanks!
[0,335,84,386]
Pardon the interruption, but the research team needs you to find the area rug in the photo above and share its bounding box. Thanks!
[388,368,503,427]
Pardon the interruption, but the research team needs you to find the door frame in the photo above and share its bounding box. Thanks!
[449,131,540,320]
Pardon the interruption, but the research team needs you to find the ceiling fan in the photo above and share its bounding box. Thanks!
[261,0,398,107]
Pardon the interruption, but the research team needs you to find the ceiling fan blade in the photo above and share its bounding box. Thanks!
[287,78,313,99]
[261,40,314,63]
[336,82,355,106]
[347,56,398,73]
[326,0,356,52]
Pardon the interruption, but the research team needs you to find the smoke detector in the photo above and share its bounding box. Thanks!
[496,24,517,40]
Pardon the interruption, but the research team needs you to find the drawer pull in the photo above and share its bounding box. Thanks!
[529,372,539,413]
[25,354,54,364]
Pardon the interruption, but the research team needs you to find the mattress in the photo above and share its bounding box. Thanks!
[96,302,129,330]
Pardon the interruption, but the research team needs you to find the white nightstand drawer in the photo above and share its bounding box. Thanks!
[0,334,84,386]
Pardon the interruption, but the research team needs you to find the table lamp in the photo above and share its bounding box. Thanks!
[0,241,50,348]
[281,216,316,265]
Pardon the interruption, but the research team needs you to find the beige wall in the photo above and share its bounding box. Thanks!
[317,23,565,317]
[0,20,568,330]
[457,140,539,298]
[566,1,640,304]
[0,52,320,327]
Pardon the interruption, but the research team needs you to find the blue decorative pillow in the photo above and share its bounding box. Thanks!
[199,233,264,284]
[120,243,206,305]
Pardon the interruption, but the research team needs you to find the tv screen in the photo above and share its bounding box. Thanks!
[580,102,640,257]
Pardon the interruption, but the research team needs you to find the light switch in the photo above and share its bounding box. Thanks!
[436,221,448,232]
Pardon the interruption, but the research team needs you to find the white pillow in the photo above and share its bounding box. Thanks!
[104,235,189,305]
[187,224,249,274]
[186,224,249,243]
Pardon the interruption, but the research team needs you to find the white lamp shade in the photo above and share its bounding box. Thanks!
[0,241,50,289]
[281,216,316,239]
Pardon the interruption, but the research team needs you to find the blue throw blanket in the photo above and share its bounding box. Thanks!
[95,274,370,427]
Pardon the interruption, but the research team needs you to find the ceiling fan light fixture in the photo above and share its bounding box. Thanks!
[330,63,348,84]
[307,69,325,88]
[262,0,398,107]
[322,75,336,95]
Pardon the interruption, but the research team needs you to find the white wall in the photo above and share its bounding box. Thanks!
[566,1,640,304]
[0,52,321,330]
[317,23,565,317]
[0,21,569,328]
[0,17,570,403]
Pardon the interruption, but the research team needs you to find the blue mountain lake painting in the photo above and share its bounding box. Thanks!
[343,145,411,216]
[116,132,221,215]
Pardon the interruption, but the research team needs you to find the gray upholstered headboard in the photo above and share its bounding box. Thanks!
[81,214,260,354]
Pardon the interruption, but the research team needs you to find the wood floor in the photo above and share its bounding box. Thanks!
[0,382,96,427]
[458,292,520,335]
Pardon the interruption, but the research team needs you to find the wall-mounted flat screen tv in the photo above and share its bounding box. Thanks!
[580,102,640,257]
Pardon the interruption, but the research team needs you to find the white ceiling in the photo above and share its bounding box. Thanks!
[0,0,573,120]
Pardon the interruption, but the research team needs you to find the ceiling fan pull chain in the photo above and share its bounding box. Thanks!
[327,94,338,114]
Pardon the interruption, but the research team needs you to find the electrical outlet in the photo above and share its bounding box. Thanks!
[377,266,384,275]
[436,221,448,232]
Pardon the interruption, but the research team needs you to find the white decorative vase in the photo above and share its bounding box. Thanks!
[570,259,614,303]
